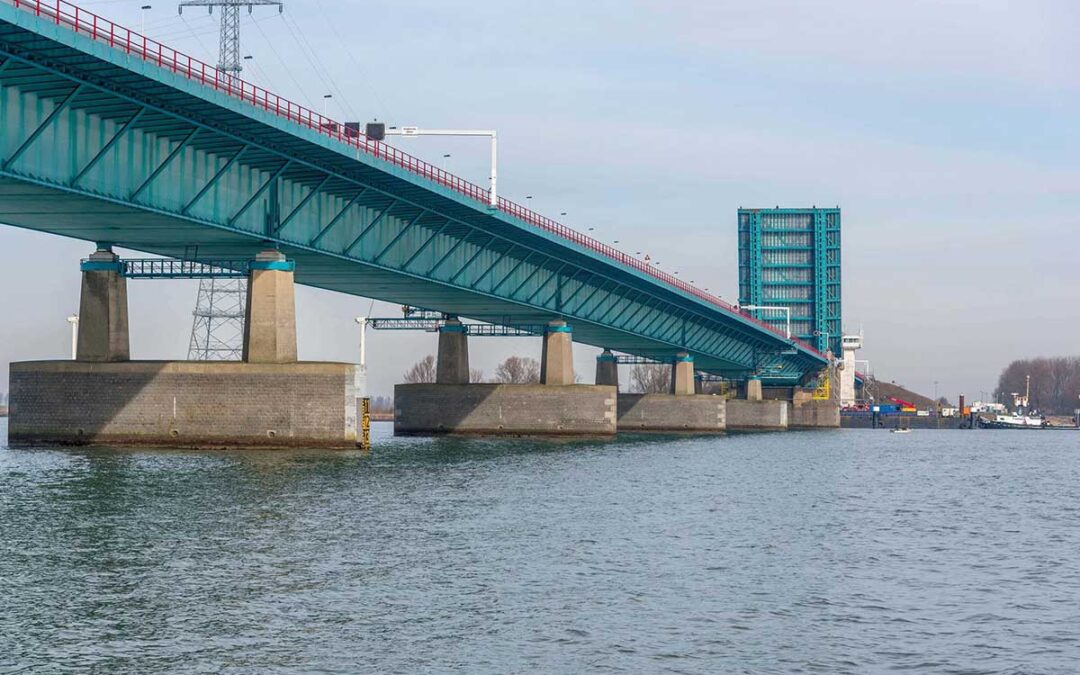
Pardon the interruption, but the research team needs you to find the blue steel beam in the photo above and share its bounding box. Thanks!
[274,174,332,235]
[372,209,428,264]
[344,200,399,255]
[398,219,450,270]
[446,235,498,285]
[228,159,293,228]
[2,83,83,170]
[130,126,200,201]
[309,187,368,247]
[181,144,248,214]
[69,106,146,187]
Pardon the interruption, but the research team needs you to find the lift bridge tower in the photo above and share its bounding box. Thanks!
[178,0,282,359]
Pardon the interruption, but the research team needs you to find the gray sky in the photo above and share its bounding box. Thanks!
[3,0,1078,402]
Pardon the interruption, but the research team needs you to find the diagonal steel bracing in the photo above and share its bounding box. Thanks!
[372,209,428,264]
[70,106,147,187]
[309,188,368,247]
[130,126,201,201]
[447,235,498,284]
[275,174,332,235]
[2,83,84,170]
[344,199,399,254]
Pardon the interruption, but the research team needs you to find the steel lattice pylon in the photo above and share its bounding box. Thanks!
[176,0,279,360]
[177,0,283,76]
[188,278,247,360]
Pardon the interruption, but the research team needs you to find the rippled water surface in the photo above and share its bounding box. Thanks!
[2,419,1079,673]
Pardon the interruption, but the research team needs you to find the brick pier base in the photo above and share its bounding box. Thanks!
[8,360,361,448]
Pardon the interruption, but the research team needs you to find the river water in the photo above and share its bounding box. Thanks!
[1,419,1078,674]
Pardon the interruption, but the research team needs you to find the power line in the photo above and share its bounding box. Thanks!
[310,0,395,121]
[250,15,319,107]
[279,9,359,121]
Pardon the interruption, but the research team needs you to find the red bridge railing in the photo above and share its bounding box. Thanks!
[6,0,824,359]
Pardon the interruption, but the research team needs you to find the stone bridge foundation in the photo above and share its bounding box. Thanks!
[9,248,363,448]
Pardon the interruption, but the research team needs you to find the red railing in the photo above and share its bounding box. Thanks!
[6,0,824,359]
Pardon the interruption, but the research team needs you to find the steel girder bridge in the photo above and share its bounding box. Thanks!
[0,0,826,381]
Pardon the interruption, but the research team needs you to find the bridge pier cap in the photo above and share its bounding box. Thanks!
[540,320,574,385]
[671,352,695,396]
[436,317,470,384]
[76,247,129,361]
[242,249,298,363]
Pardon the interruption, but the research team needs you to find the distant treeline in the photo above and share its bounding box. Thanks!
[995,357,1080,415]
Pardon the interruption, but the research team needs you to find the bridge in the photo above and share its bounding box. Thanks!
[0,0,837,445]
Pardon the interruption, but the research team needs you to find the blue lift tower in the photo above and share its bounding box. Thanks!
[738,207,842,355]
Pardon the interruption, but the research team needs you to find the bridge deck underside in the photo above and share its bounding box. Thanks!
[0,5,824,380]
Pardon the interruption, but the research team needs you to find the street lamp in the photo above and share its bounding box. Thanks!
[66,314,79,360]
[354,316,367,398]
[321,93,333,118]
[140,5,151,36]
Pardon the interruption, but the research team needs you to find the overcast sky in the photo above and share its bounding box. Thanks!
[2,0,1078,402]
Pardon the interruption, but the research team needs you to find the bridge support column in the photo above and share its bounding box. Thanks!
[670,353,695,395]
[76,246,129,362]
[540,320,574,385]
[243,250,297,363]
[595,349,618,388]
[747,377,763,401]
[436,318,470,384]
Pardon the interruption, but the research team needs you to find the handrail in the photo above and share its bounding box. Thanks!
[7,0,824,359]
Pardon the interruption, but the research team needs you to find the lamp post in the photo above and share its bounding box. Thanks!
[354,317,367,372]
[354,316,367,398]
[67,314,79,360]
[140,4,151,36]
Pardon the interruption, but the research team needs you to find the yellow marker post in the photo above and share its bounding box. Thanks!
[360,397,371,451]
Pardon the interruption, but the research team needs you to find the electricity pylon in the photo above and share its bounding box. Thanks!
[188,278,247,360]
[177,0,282,360]
[178,0,283,76]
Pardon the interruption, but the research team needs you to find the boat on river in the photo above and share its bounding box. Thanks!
[978,413,1047,430]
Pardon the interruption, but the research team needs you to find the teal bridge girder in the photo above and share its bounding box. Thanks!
[0,0,826,380]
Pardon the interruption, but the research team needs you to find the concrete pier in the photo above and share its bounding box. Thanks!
[670,353,695,395]
[746,377,764,402]
[436,318,470,384]
[9,250,370,448]
[595,350,618,387]
[76,247,129,362]
[395,384,617,435]
[540,320,574,385]
[243,250,297,363]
